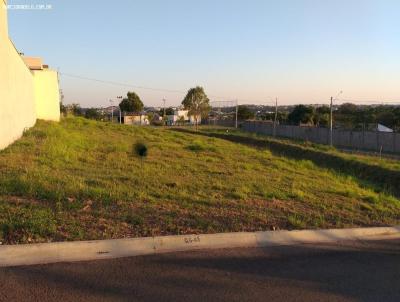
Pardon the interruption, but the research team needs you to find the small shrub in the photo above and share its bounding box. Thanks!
[134,142,148,158]
[124,213,144,226]
[27,129,47,139]
[187,142,206,152]
[362,194,379,204]
[186,140,216,152]
[287,214,306,228]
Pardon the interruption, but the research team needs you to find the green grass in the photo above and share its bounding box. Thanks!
[0,117,399,244]
[194,127,400,196]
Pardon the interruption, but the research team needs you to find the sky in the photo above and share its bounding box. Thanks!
[6,0,400,108]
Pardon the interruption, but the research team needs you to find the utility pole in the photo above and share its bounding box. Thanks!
[110,99,114,123]
[162,98,167,126]
[329,96,333,146]
[117,96,123,124]
[235,100,238,129]
[163,98,166,117]
[329,91,342,147]
[273,97,278,137]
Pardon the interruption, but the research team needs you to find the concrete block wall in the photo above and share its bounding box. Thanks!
[395,134,400,152]
[0,0,37,150]
[33,69,61,121]
[242,121,400,154]
[379,132,396,153]
[0,1,60,150]
[1,0,7,37]
[204,120,236,127]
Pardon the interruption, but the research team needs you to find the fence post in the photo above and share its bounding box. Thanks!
[376,130,380,152]
[362,126,365,150]
[350,130,353,149]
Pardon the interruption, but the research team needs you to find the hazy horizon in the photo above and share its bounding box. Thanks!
[7,0,400,107]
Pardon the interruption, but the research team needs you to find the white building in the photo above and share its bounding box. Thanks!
[166,110,201,126]
[122,113,149,125]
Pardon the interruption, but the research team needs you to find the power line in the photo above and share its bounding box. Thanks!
[337,98,400,104]
[60,72,185,94]
[58,72,400,106]
[59,72,275,105]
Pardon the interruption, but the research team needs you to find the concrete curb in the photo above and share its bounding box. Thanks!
[1,226,399,267]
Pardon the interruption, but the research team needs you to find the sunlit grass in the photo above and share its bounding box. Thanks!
[0,117,399,244]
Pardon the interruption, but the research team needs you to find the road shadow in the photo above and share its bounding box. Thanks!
[1,241,400,302]
[154,242,400,302]
[170,128,400,198]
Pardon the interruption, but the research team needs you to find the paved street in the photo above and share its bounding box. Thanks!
[0,239,399,302]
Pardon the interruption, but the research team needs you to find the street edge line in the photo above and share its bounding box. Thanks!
[1,226,399,267]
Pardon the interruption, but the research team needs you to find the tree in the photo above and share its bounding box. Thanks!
[393,107,400,130]
[165,107,175,115]
[338,103,358,115]
[119,91,144,113]
[315,113,329,127]
[177,115,185,126]
[277,112,288,124]
[147,112,155,122]
[182,86,210,129]
[85,108,101,120]
[376,111,396,128]
[336,103,361,129]
[288,105,315,125]
[71,103,82,116]
[316,105,330,115]
[315,105,330,127]
[237,105,255,120]
[60,102,67,116]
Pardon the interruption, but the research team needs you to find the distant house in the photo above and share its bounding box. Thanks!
[103,106,119,115]
[122,112,149,125]
[377,124,394,133]
[166,109,201,126]
[150,113,163,123]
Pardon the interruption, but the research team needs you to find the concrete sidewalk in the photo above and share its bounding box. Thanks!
[1,226,399,267]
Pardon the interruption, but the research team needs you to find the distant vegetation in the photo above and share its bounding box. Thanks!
[0,117,398,244]
[84,108,102,120]
[163,107,175,116]
[60,95,400,132]
[287,105,315,125]
[237,105,255,120]
[250,103,400,131]
[182,86,211,128]
[119,91,144,113]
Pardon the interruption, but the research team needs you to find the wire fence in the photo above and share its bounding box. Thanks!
[204,101,238,127]
[242,120,400,155]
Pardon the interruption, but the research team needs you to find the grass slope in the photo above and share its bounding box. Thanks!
[0,117,399,244]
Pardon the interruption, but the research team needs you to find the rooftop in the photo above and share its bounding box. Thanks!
[22,56,49,70]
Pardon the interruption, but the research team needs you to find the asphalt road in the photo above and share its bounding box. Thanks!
[0,239,399,302]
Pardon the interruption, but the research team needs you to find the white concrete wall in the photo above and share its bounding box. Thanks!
[0,1,37,150]
[0,2,60,149]
[33,69,60,121]
[1,0,8,38]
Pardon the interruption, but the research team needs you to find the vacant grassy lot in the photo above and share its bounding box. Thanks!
[0,117,399,244]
